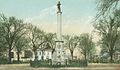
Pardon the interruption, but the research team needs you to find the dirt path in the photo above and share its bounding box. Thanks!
[0,63,120,70]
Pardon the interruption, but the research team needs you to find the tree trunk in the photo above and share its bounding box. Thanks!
[109,44,114,63]
[34,51,38,61]
[17,51,20,62]
[41,50,44,60]
[70,51,73,60]
[110,54,113,63]
[52,49,55,54]
[84,53,87,60]
[110,51,114,63]
[8,48,12,63]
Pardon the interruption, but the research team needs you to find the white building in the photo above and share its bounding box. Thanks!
[11,49,33,62]
[36,44,52,60]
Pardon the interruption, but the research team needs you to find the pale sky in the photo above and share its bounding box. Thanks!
[0,0,101,55]
[0,0,97,35]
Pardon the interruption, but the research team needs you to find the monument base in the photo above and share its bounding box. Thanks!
[52,41,66,65]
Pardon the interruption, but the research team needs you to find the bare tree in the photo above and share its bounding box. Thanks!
[28,24,45,61]
[64,35,79,60]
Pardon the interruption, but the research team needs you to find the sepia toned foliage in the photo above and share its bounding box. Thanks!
[78,33,95,60]
[96,0,120,18]
[27,24,45,61]
[94,9,120,62]
[63,35,79,60]
[0,14,27,63]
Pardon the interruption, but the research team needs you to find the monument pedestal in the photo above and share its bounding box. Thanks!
[52,1,67,65]
[52,41,66,65]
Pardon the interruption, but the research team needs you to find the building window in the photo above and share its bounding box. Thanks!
[11,52,14,58]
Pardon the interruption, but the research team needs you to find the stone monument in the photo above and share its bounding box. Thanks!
[52,0,66,65]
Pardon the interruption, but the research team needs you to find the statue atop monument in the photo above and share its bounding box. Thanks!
[57,1,62,13]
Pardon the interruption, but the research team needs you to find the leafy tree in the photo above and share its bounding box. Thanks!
[94,10,120,62]
[28,24,45,61]
[0,15,27,63]
[96,0,120,18]
[64,35,79,60]
[0,24,7,60]
[44,33,56,54]
[78,33,95,60]
[15,36,30,62]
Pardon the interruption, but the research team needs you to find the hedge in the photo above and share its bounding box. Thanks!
[30,59,88,68]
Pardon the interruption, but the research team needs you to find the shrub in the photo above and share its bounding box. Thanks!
[0,58,9,64]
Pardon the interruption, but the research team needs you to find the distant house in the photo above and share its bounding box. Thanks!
[5,42,53,61]
[36,43,53,60]
[11,49,33,61]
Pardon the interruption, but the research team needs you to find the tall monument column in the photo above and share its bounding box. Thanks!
[52,0,66,65]
[57,1,62,40]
